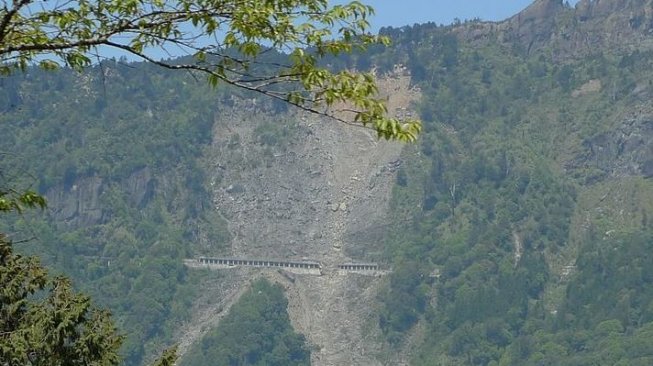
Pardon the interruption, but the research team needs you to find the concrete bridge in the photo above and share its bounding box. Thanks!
[184,257,386,276]
[197,256,321,269]
[189,257,322,274]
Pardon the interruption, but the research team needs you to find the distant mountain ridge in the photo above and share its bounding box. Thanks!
[504,0,653,58]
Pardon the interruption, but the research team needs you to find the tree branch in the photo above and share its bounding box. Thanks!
[0,0,33,44]
[101,40,373,131]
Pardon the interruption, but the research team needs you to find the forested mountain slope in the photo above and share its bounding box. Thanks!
[1,61,233,363]
[359,0,653,364]
[3,0,653,365]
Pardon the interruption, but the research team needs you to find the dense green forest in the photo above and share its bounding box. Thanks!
[180,279,310,366]
[1,61,233,363]
[366,15,653,366]
[4,1,653,365]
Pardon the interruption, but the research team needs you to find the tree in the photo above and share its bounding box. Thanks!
[180,279,310,366]
[0,0,421,141]
[0,233,123,365]
[1,230,184,366]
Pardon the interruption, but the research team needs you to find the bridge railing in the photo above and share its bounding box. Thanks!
[196,257,321,270]
[337,263,380,271]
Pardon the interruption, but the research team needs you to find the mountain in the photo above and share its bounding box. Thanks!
[366,1,653,364]
[3,0,653,365]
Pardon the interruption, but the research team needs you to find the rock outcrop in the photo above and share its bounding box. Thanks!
[568,113,653,180]
[46,167,155,227]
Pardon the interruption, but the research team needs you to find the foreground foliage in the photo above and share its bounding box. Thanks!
[0,235,122,365]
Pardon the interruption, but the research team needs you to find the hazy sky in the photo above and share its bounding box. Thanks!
[359,0,582,30]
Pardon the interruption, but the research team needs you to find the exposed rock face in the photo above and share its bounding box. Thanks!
[568,114,653,180]
[484,0,653,58]
[575,0,653,19]
[46,167,155,227]
[47,176,104,226]
[493,0,564,55]
[568,0,653,56]
[508,0,564,31]
[126,167,155,208]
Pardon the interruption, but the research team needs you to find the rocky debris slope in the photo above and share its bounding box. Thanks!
[175,69,419,365]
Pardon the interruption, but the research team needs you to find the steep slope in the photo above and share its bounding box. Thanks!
[176,70,419,365]
[497,0,653,59]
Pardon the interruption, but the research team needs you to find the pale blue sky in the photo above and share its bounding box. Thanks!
[360,0,581,30]
[104,1,582,61]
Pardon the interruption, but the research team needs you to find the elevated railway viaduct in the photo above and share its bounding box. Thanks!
[184,257,385,275]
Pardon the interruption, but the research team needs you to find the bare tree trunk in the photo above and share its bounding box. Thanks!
[449,179,456,218]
